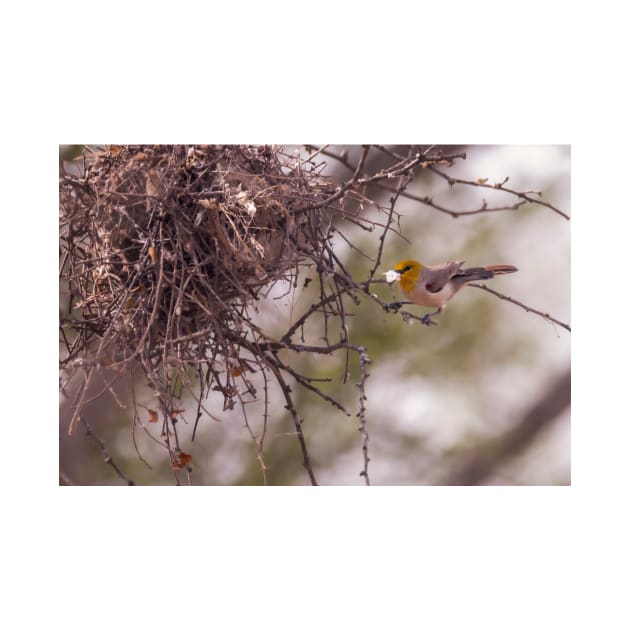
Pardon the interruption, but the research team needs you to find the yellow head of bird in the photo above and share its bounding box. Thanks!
[393,259,422,292]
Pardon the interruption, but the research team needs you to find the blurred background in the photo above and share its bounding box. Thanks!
[59,144,570,485]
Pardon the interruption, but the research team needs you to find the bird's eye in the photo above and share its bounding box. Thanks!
[402,265,412,273]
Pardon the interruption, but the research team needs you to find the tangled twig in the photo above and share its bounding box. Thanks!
[429,166,570,220]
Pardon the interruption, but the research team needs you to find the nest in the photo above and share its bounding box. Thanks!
[61,146,342,412]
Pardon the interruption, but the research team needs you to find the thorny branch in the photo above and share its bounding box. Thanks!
[355,346,371,484]
[60,144,569,485]
[80,416,135,485]
[375,183,530,217]
[428,166,570,220]
[469,283,571,332]
[307,144,570,220]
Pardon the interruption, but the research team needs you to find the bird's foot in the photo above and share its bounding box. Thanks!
[421,312,439,326]
[385,301,404,313]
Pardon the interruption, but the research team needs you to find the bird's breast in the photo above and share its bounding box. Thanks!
[404,281,458,308]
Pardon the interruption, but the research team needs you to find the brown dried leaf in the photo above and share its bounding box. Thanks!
[171,452,192,470]
[197,198,218,210]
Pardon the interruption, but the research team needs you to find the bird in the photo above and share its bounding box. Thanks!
[385,259,518,325]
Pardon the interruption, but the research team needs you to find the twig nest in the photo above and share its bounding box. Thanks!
[60,145,338,372]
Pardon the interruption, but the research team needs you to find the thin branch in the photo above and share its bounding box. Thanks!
[282,289,345,343]
[429,166,570,220]
[375,182,529,217]
[303,145,356,173]
[367,173,410,282]
[357,151,465,186]
[265,360,318,486]
[267,352,349,415]
[306,145,543,220]
[80,416,135,485]
[308,145,371,210]
[237,388,269,486]
[469,283,571,332]
[354,345,371,485]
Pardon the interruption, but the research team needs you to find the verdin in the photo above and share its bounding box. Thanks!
[384,259,518,324]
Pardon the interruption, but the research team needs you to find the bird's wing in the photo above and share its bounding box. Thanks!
[422,260,464,293]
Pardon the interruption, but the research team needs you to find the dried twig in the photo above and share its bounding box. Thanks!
[80,416,135,485]
[469,283,571,332]
[265,360,318,486]
[355,345,371,485]
[429,166,570,220]
[375,183,529,217]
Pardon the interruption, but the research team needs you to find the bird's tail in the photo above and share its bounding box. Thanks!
[484,264,518,275]
[456,264,518,282]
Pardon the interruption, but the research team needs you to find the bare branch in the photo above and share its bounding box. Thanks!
[265,360,319,486]
[429,166,570,220]
[355,345,371,485]
[80,416,135,485]
[367,173,411,282]
[307,145,371,210]
[469,283,571,332]
[375,182,529,217]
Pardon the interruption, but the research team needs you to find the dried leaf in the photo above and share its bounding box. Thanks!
[146,169,160,197]
[213,385,236,397]
[197,198,218,210]
[148,409,158,423]
[245,200,257,217]
[171,451,192,470]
